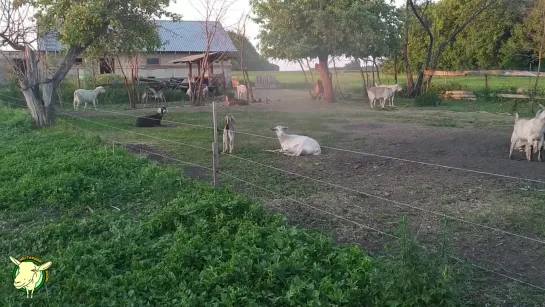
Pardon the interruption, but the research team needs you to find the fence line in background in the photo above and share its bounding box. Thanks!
[53,118,545,293]
[53,101,545,185]
[4,96,545,246]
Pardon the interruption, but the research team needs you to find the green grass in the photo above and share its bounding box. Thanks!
[0,106,467,306]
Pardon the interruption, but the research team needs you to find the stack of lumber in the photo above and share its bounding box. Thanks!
[441,90,477,101]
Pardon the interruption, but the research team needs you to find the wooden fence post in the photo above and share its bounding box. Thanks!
[485,74,488,89]
[212,100,219,186]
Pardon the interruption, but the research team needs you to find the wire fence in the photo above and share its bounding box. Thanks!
[3,92,545,294]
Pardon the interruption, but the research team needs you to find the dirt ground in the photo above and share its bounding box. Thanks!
[69,89,545,305]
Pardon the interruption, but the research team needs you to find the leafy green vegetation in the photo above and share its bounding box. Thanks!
[414,92,442,107]
[0,106,466,305]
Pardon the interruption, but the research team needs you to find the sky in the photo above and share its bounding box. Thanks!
[171,0,407,71]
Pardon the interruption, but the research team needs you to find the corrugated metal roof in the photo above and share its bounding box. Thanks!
[37,20,238,53]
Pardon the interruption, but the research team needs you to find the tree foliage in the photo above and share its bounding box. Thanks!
[0,0,178,127]
[226,31,279,71]
[392,0,534,72]
[251,0,396,102]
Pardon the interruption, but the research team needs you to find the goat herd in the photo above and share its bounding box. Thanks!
[71,85,545,162]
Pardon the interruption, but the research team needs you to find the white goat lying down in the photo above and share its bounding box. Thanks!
[73,86,106,111]
[375,83,402,107]
[367,86,394,109]
[269,125,321,156]
[509,106,545,162]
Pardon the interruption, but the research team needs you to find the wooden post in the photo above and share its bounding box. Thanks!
[77,67,81,88]
[444,73,447,85]
[485,74,489,89]
[220,55,225,94]
[212,100,219,186]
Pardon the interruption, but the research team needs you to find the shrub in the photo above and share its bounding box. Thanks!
[414,92,442,107]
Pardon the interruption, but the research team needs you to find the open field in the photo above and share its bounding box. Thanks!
[29,88,545,306]
[232,71,545,93]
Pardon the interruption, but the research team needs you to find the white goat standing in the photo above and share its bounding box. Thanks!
[9,256,52,298]
[202,85,209,100]
[73,86,106,111]
[514,104,545,155]
[270,125,321,156]
[237,84,248,100]
[367,86,394,109]
[375,83,402,107]
[509,109,545,162]
[222,114,235,154]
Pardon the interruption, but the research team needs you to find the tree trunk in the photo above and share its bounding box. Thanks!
[355,58,369,101]
[369,59,375,86]
[243,68,254,101]
[532,12,545,111]
[298,59,314,98]
[116,56,135,108]
[403,0,415,93]
[532,48,542,111]
[394,57,398,84]
[373,57,382,84]
[306,58,315,83]
[23,86,55,128]
[20,47,58,127]
[412,35,435,96]
[314,54,335,103]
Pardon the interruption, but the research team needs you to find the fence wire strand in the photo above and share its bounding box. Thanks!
[53,118,545,293]
[4,96,545,245]
[5,91,545,293]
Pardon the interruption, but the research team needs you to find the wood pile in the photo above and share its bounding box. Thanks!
[441,90,477,101]
[136,74,224,95]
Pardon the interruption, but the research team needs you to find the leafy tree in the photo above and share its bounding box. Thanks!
[0,0,177,127]
[341,0,396,96]
[251,0,354,103]
[407,0,501,96]
[84,19,166,108]
[404,0,531,71]
[227,31,279,71]
[513,0,545,107]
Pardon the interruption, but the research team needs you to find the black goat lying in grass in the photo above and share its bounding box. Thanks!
[134,106,167,127]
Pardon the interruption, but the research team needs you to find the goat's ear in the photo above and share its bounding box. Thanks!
[282,126,288,130]
[270,127,276,131]
[9,256,20,266]
[38,261,52,271]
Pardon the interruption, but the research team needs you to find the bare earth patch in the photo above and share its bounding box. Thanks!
[66,88,545,304]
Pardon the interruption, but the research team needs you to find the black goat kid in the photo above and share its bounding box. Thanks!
[134,106,167,127]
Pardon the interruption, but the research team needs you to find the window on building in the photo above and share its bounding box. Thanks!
[147,57,160,65]
[99,58,114,74]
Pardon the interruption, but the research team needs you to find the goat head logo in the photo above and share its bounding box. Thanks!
[10,256,52,298]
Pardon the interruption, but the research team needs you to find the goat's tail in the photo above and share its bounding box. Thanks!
[514,113,519,123]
